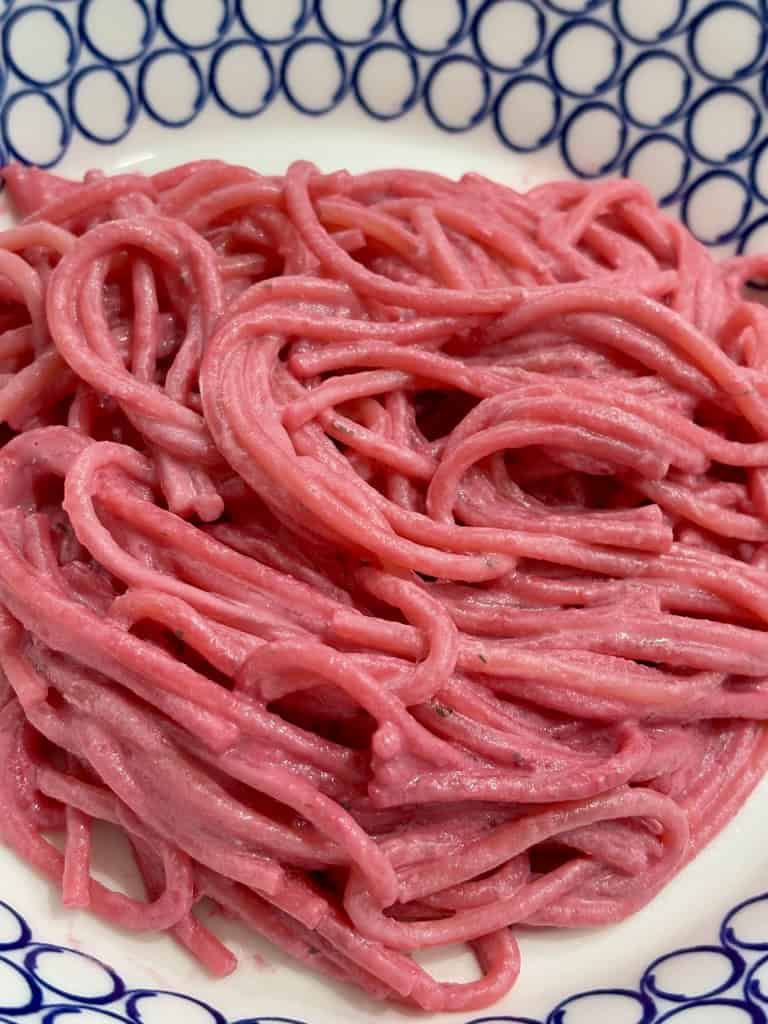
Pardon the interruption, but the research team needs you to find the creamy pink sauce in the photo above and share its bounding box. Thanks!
[0,160,764,1012]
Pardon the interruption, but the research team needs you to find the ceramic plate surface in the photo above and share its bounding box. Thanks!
[0,1,767,1022]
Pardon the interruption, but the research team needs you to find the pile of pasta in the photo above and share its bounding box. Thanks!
[0,160,764,1011]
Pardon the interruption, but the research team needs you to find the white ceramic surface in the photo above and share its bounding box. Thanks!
[0,3,766,1023]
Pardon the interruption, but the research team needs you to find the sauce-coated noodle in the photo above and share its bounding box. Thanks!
[0,160,765,1011]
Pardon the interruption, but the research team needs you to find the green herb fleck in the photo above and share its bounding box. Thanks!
[432,702,452,718]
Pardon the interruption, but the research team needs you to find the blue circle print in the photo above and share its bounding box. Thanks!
[68,64,137,144]
[688,1,766,84]
[237,0,311,43]
[209,39,276,118]
[0,903,31,951]
[682,169,752,245]
[0,956,43,1016]
[494,74,561,152]
[619,50,691,129]
[471,0,546,73]
[547,988,656,1024]
[138,47,206,127]
[622,132,691,204]
[352,42,420,121]
[79,0,153,65]
[548,16,623,97]
[3,4,77,86]
[722,894,768,952]
[685,85,762,165]
[424,54,491,132]
[560,100,627,177]
[316,0,390,46]
[612,0,686,43]
[394,0,468,55]
[281,36,348,116]
[642,946,746,1003]
[158,0,232,51]
[1,88,70,167]
[25,947,125,1006]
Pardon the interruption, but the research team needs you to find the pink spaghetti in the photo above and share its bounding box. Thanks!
[0,159,764,1011]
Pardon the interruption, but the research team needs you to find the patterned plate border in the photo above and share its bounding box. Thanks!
[0,0,767,250]
[0,1,766,1021]
[0,892,763,1021]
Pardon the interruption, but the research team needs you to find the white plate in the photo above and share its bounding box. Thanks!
[0,2,767,1022]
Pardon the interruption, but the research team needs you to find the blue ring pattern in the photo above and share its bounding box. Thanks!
[423,52,492,133]
[0,0,765,248]
[158,0,232,51]
[394,0,468,55]
[682,167,753,244]
[351,40,420,121]
[0,892,757,1021]
[137,45,206,127]
[618,50,692,130]
[560,98,627,177]
[1,86,69,167]
[547,16,624,99]
[612,0,687,44]
[493,73,562,152]
[67,63,137,144]
[687,0,766,83]
[0,2,765,1020]
[471,0,547,74]
[280,34,347,116]
[685,84,763,165]
[2,4,77,87]
[209,38,276,119]
[316,0,390,46]
[78,0,153,66]
[236,0,313,44]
